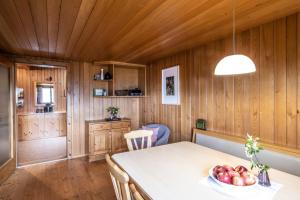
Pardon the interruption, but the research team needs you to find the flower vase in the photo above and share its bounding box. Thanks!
[258,170,271,187]
[109,113,120,121]
[110,114,117,120]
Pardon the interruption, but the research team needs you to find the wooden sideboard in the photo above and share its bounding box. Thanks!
[86,119,131,162]
[18,112,67,141]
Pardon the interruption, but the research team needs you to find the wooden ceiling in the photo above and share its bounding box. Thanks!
[0,0,300,63]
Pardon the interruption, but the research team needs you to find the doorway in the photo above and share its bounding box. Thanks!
[16,63,67,166]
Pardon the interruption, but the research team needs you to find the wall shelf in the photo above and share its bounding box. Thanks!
[94,61,146,68]
[93,61,147,97]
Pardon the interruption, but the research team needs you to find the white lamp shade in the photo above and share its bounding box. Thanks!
[214,54,256,75]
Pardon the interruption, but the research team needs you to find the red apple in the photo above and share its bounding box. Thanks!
[214,166,226,176]
[223,165,234,172]
[217,166,226,172]
[235,165,248,174]
[242,172,256,185]
[232,176,245,186]
[228,170,240,177]
[240,171,249,177]
[217,172,232,184]
[213,165,222,177]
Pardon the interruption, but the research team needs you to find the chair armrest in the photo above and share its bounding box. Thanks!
[155,130,170,146]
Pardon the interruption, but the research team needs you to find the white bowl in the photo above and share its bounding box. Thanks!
[208,167,258,189]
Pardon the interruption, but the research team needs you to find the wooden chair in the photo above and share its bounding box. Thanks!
[106,154,131,200]
[129,184,144,200]
[124,130,153,151]
[105,154,144,200]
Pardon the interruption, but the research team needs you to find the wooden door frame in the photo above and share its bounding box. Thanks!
[0,56,16,184]
[13,57,72,166]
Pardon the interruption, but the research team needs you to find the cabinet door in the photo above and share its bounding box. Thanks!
[37,114,45,138]
[60,114,67,136]
[111,128,127,153]
[44,114,60,137]
[18,116,29,140]
[28,115,40,140]
[59,114,66,136]
[17,116,23,140]
[92,130,111,154]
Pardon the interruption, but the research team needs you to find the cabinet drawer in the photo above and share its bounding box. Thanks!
[90,123,111,131]
[111,122,130,129]
[93,130,110,135]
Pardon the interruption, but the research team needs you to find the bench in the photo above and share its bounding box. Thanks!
[193,129,300,177]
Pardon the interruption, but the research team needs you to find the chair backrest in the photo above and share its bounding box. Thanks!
[105,154,131,200]
[124,130,153,151]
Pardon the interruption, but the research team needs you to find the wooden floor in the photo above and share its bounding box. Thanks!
[0,158,116,200]
[18,137,67,166]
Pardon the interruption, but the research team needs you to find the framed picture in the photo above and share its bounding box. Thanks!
[16,87,24,108]
[162,65,180,105]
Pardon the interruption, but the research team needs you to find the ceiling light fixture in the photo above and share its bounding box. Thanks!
[214,0,256,76]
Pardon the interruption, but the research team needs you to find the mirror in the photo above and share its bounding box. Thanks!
[35,83,55,105]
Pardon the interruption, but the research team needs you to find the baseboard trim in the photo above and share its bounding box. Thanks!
[17,154,88,168]
[70,154,88,159]
[17,157,68,168]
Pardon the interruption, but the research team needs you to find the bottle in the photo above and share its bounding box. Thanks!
[100,69,104,80]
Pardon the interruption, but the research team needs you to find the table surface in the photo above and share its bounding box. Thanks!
[112,141,300,200]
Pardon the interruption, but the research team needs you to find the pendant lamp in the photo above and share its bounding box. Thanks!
[214,0,256,75]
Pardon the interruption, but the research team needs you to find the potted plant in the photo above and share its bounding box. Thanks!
[245,134,271,186]
[106,106,120,120]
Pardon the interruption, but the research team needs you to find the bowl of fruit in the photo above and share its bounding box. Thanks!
[209,165,257,188]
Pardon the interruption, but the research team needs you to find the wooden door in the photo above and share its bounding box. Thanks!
[0,56,15,184]
[111,128,128,153]
[92,130,111,154]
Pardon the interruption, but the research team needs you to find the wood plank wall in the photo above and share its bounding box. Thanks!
[67,62,143,157]
[144,12,300,151]
[16,66,67,113]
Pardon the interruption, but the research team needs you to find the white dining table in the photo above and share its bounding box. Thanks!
[112,141,300,200]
